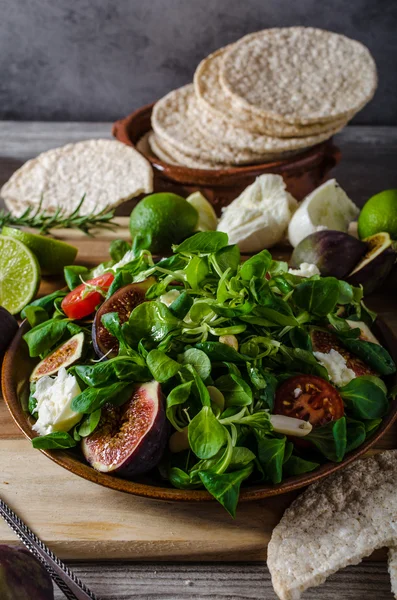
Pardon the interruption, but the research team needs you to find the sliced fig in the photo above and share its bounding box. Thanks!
[290,230,367,278]
[0,307,18,360]
[30,332,84,381]
[82,380,168,476]
[310,329,377,376]
[92,277,155,358]
[347,232,396,294]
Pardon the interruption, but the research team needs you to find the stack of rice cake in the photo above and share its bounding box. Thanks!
[149,27,377,170]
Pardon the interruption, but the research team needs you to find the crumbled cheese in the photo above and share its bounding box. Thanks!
[313,349,356,387]
[32,368,82,436]
[288,263,321,278]
[293,387,302,398]
[159,289,180,307]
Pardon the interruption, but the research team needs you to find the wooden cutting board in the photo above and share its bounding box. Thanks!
[1,222,396,561]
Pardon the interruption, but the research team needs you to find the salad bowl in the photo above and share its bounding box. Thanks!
[3,318,397,503]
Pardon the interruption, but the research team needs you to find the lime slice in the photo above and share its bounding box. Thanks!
[1,227,78,275]
[129,193,198,253]
[358,189,397,240]
[0,235,40,314]
[186,192,218,231]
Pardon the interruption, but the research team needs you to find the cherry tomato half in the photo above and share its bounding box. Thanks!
[274,374,344,428]
[61,272,115,320]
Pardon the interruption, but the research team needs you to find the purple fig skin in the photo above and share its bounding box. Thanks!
[0,545,54,600]
[347,245,396,294]
[92,278,155,358]
[82,381,169,477]
[0,308,18,360]
[290,230,367,278]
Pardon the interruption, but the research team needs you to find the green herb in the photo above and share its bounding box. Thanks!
[188,406,226,459]
[0,196,118,235]
[32,431,77,449]
[146,350,182,383]
[199,463,254,517]
[340,375,389,419]
[283,455,320,476]
[71,381,133,413]
[306,417,347,462]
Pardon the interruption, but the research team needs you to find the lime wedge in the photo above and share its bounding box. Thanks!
[0,235,41,314]
[2,227,78,275]
[186,192,218,231]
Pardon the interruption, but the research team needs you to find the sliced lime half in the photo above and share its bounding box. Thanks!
[1,226,78,275]
[0,235,41,314]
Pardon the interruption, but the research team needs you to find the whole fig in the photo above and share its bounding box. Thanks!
[0,544,54,600]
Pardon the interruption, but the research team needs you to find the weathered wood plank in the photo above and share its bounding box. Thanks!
[52,561,394,600]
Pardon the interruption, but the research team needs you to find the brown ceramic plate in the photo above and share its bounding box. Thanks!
[2,319,397,503]
[112,103,342,215]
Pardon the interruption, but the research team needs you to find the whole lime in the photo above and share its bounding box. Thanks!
[129,193,198,253]
[358,189,397,240]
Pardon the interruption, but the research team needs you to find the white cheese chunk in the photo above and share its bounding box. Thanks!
[288,263,320,277]
[217,174,298,252]
[159,289,181,307]
[32,367,82,436]
[313,349,356,387]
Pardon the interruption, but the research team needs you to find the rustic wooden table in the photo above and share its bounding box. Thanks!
[0,123,396,600]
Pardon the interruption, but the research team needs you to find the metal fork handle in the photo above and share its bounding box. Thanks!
[0,499,98,600]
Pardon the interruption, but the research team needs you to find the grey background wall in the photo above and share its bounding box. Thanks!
[0,0,396,123]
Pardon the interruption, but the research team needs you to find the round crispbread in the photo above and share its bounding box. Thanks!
[220,27,377,125]
[150,133,233,170]
[188,94,347,154]
[267,450,397,600]
[1,139,153,216]
[194,46,351,137]
[152,85,270,165]
[152,85,333,165]
[136,131,179,166]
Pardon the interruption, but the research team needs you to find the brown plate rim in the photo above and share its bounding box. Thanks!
[2,319,397,502]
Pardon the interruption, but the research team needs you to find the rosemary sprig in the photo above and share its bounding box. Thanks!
[0,195,119,236]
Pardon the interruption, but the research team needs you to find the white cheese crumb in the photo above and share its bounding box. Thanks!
[293,387,302,398]
[313,349,356,387]
[288,263,321,277]
[159,289,180,307]
[32,367,82,436]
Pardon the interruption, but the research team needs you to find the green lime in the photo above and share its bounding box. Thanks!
[358,189,397,240]
[0,235,40,314]
[129,193,198,253]
[186,192,218,232]
[1,227,78,275]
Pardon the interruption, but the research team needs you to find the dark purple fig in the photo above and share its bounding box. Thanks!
[92,277,155,358]
[0,307,18,360]
[0,544,54,599]
[347,232,396,294]
[82,380,168,476]
[30,332,84,381]
[290,230,367,278]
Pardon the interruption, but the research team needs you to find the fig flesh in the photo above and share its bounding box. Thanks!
[0,544,54,600]
[92,278,155,358]
[0,307,18,360]
[82,380,168,476]
[311,329,377,377]
[30,332,84,381]
[347,232,396,294]
[290,230,367,278]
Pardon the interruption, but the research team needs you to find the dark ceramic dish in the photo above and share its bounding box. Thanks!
[112,103,341,216]
[2,319,397,502]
